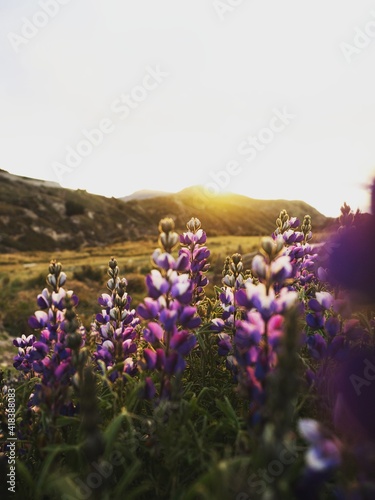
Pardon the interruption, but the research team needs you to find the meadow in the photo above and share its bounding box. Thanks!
[0,235,262,342]
[0,204,374,500]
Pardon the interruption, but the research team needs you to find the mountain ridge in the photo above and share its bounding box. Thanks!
[0,169,332,253]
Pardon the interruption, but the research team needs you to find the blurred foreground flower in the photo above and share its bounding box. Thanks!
[324,180,375,305]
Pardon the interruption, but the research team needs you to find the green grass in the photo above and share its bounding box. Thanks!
[0,236,262,369]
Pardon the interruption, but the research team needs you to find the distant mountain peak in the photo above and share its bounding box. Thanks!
[120,189,172,202]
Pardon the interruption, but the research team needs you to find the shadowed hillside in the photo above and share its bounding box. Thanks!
[0,169,330,253]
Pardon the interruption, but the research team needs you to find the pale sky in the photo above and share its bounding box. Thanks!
[1,0,375,217]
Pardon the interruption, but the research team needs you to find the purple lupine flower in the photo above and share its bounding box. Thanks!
[307,334,327,359]
[267,314,284,348]
[179,217,210,304]
[27,341,49,361]
[234,312,264,350]
[164,352,186,375]
[272,210,319,297]
[211,317,226,333]
[91,257,139,382]
[298,419,341,472]
[170,272,193,303]
[217,333,232,356]
[13,261,86,417]
[152,249,190,272]
[143,322,164,343]
[219,288,236,320]
[324,316,340,338]
[37,288,50,309]
[282,229,304,245]
[210,253,253,358]
[306,312,325,330]
[28,311,49,329]
[238,283,278,320]
[138,218,201,400]
[214,232,299,426]
[325,182,375,304]
[251,255,267,280]
[170,330,197,356]
[270,255,293,283]
[178,305,201,329]
[315,291,334,310]
[146,270,170,299]
[137,297,161,320]
[13,334,36,349]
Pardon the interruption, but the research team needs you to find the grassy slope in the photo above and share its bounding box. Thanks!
[0,170,330,253]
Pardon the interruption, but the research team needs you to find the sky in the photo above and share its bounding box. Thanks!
[1,0,375,217]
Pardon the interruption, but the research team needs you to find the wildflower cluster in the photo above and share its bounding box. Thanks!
[179,217,210,304]
[13,261,85,417]
[273,209,318,293]
[5,192,375,500]
[137,218,201,400]
[210,234,299,424]
[91,257,139,381]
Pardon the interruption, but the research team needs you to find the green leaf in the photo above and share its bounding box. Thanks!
[103,412,126,456]
[54,415,81,428]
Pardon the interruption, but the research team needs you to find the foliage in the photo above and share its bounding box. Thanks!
[1,195,375,500]
[65,200,85,217]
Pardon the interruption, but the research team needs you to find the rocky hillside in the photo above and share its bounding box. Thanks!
[0,169,331,253]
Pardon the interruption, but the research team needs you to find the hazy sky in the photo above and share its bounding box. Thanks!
[1,0,375,217]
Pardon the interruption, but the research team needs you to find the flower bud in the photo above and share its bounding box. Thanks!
[109,257,118,269]
[232,253,242,266]
[107,278,116,291]
[109,307,118,321]
[261,237,275,256]
[252,254,267,280]
[186,217,201,232]
[160,231,179,252]
[58,272,67,287]
[223,274,235,287]
[159,218,175,233]
[47,274,56,288]
[275,235,284,253]
[301,215,312,236]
